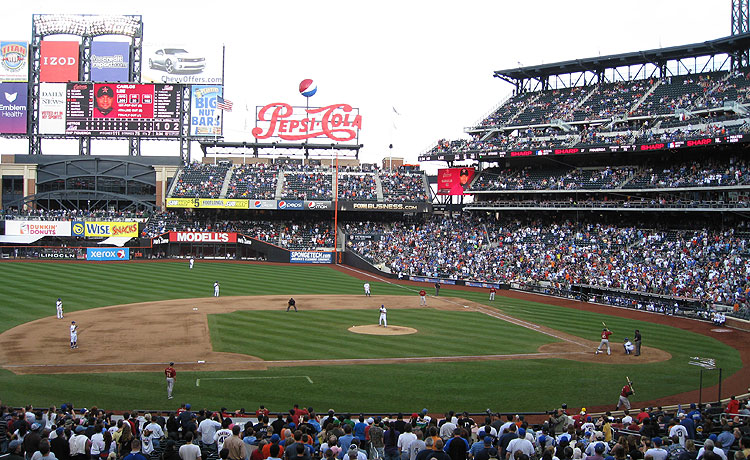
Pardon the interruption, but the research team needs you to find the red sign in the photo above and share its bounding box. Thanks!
[40,41,79,83]
[92,83,155,119]
[252,103,362,142]
[437,167,476,196]
[168,231,237,243]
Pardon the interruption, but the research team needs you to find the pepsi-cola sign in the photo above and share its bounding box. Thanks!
[253,103,361,142]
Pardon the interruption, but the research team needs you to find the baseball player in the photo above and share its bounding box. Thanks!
[379,304,387,327]
[189,257,195,269]
[364,282,371,296]
[489,287,496,301]
[165,362,176,399]
[56,298,64,319]
[214,281,220,297]
[616,380,634,410]
[70,321,78,349]
[595,327,612,355]
[623,338,635,355]
[419,289,427,306]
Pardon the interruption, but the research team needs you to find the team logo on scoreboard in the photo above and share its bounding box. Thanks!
[1,42,27,74]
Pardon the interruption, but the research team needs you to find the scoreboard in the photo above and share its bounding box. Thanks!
[66,83,181,137]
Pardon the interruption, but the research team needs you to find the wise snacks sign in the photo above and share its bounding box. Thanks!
[252,103,361,142]
[72,221,139,238]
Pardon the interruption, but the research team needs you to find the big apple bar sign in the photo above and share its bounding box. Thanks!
[252,103,362,143]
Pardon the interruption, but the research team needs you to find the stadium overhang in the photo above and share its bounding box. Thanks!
[199,141,363,159]
[494,32,750,91]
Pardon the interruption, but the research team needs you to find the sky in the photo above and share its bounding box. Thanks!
[0,0,735,174]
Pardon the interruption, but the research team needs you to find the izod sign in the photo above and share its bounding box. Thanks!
[252,103,361,142]
[168,231,237,243]
[40,41,79,83]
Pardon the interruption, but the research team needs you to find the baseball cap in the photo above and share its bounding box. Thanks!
[460,168,469,176]
[484,436,493,444]
[270,434,280,442]
[517,428,525,438]
[185,403,191,410]
[97,86,114,97]
[595,443,605,453]
[169,362,174,366]
[366,418,374,424]
[411,413,418,418]
[31,423,41,431]
[653,437,663,446]
[75,425,85,433]
[9,440,21,450]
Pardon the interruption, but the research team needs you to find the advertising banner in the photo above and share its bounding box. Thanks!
[168,231,237,243]
[40,41,79,83]
[190,85,223,136]
[39,248,77,259]
[305,200,333,210]
[5,220,71,236]
[198,198,249,209]
[142,44,223,84]
[0,82,27,134]
[437,167,475,196]
[338,201,431,213]
[165,197,200,208]
[290,251,333,264]
[250,199,277,210]
[253,103,362,143]
[72,221,139,238]
[0,41,29,82]
[276,200,304,210]
[39,82,66,134]
[86,247,130,261]
[91,41,130,82]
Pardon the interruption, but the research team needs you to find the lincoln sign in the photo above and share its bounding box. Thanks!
[252,103,361,142]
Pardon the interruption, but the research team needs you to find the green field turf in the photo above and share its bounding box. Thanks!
[0,261,742,412]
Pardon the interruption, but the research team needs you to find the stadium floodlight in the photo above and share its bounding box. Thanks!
[33,14,142,37]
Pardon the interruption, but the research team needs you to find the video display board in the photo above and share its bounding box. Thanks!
[437,167,476,196]
[65,82,181,137]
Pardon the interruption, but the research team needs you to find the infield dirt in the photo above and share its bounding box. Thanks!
[0,294,669,375]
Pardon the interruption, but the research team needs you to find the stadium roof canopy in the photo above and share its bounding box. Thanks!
[494,32,750,90]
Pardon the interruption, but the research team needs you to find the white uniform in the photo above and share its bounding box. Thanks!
[364,283,371,296]
[214,282,220,297]
[56,299,63,319]
[379,305,387,327]
[70,322,78,349]
[623,340,635,354]
[189,258,194,269]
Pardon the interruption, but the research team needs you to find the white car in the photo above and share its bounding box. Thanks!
[148,48,205,73]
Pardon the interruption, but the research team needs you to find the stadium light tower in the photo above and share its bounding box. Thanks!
[732,0,750,67]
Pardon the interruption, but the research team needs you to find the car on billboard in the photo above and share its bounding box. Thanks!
[148,48,205,74]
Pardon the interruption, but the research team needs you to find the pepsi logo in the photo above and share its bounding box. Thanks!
[254,200,262,208]
[299,79,317,98]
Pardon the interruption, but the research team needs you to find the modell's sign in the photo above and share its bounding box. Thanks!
[168,231,237,243]
[252,103,361,142]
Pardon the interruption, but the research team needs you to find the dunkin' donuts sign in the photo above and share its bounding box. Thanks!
[252,103,361,142]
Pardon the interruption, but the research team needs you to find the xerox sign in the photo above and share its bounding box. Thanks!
[86,247,129,261]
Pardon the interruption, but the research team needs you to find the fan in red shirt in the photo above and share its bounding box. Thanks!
[726,396,741,415]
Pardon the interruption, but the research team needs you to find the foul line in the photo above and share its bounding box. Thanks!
[338,265,591,348]
[196,375,313,387]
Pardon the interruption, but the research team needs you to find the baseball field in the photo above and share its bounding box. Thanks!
[0,260,747,413]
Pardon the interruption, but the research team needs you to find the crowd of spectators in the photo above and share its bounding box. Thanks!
[428,69,750,158]
[226,164,280,200]
[171,164,231,199]
[1,209,150,221]
[163,164,426,203]
[468,156,750,192]
[347,215,750,310]
[2,397,749,460]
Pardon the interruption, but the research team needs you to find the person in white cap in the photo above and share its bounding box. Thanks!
[379,305,388,327]
[56,298,64,319]
[70,321,78,349]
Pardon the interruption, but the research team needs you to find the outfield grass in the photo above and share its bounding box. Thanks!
[0,262,742,412]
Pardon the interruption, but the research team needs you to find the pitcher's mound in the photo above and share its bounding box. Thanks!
[348,325,417,335]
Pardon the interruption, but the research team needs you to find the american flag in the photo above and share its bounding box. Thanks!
[216,95,233,112]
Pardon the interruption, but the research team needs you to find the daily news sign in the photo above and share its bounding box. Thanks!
[252,103,361,143]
